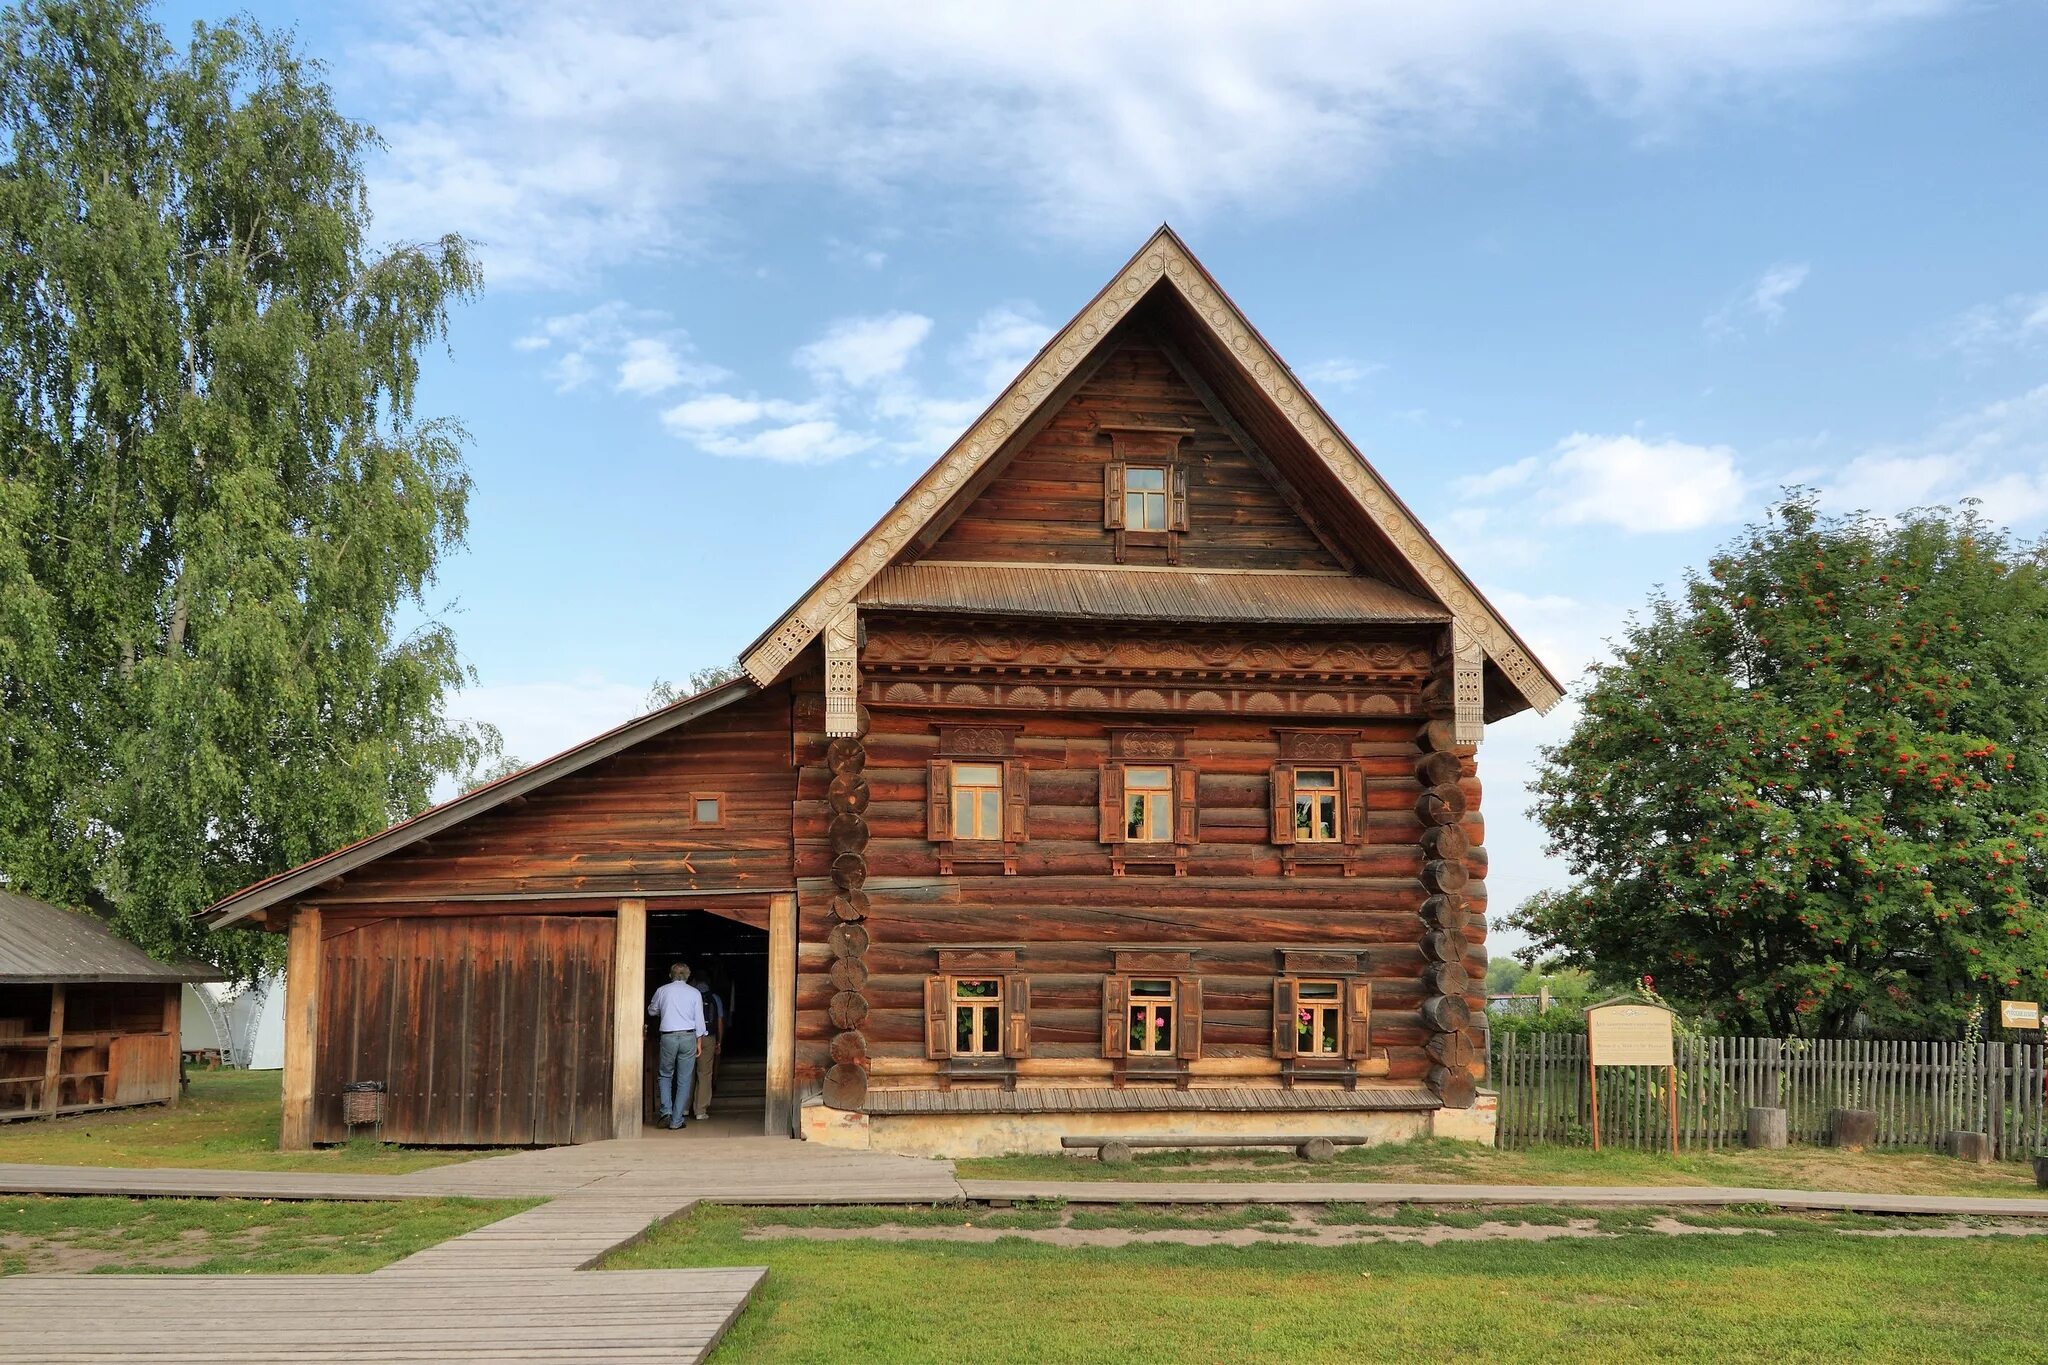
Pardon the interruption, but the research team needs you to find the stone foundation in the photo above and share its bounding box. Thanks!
[801,1094,1497,1159]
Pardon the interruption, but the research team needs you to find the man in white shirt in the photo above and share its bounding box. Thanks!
[647,962,708,1130]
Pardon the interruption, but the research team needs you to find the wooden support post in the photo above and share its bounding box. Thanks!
[163,984,183,1108]
[611,897,648,1139]
[1668,1063,1680,1159]
[280,906,321,1151]
[40,983,65,1116]
[764,892,797,1137]
[1588,1053,1602,1153]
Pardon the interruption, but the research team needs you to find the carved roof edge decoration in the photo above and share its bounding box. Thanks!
[741,226,1562,717]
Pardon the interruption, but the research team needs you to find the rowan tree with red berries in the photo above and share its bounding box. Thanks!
[1513,494,2048,1036]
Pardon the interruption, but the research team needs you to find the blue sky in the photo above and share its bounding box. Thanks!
[170,2,2047,950]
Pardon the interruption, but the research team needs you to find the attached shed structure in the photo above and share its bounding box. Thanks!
[1,888,222,1120]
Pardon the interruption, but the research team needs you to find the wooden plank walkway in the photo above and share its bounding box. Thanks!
[0,1268,764,1364]
[959,1178,2048,1217]
[378,1195,700,1274]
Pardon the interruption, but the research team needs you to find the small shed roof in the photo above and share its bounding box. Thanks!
[0,888,223,984]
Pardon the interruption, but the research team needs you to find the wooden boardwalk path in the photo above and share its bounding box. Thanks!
[0,1267,764,1363]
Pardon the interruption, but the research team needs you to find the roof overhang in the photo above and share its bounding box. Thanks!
[740,226,1563,716]
[201,678,759,929]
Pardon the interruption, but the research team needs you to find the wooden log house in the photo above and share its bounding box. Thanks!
[203,228,1561,1156]
[1,888,222,1121]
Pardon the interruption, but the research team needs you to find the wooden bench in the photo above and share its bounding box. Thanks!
[1061,1134,1369,1165]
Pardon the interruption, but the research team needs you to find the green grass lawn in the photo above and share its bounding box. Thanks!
[960,1136,2048,1198]
[0,1070,493,1173]
[611,1204,2048,1364]
[0,1194,536,1275]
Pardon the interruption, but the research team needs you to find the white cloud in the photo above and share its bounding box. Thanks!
[1300,358,1384,389]
[360,2,1956,285]
[660,394,820,434]
[1705,261,1810,338]
[1939,290,2048,360]
[1462,434,1746,533]
[957,306,1051,395]
[516,301,726,395]
[1818,383,2048,523]
[795,313,934,388]
[696,419,878,464]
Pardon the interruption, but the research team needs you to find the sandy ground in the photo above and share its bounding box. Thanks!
[742,1207,2048,1250]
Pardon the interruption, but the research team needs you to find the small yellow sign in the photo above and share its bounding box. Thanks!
[1999,1000,2041,1030]
[1586,1001,1675,1067]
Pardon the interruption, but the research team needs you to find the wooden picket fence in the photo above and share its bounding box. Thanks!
[1492,1033,2048,1161]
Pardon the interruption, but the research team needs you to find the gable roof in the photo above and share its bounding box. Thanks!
[1,888,222,984]
[741,226,1563,715]
[201,678,758,928]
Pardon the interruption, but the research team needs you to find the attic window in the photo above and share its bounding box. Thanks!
[1123,466,1169,530]
[692,794,724,827]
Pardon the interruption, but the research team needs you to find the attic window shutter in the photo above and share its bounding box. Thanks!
[927,761,953,843]
[1269,764,1295,845]
[1103,462,1127,530]
[1101,976,1128,1058]
[1169,465,1190,532]
[1005,975,1032,1058]
[1175,764,1199,844]
[1343,763,1367,847]
[1176,976,1203,1060]
[1345,979,1373,1061]
[924,976,949,1058]
[1272,978,1299,1059]
[1002,760,1030,842]
[1098,765,1126,844]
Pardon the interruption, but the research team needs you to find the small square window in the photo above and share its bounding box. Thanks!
[1124,765,1174,842]
[1292,767,1341,842]
[951,762,1004,839]
[693,796,723,826]
[1127,977,1176,1055]
[1124,465,1169,531]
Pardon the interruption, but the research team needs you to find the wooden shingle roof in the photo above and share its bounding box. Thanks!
[0,888,222,984]
[858,563,1450,626]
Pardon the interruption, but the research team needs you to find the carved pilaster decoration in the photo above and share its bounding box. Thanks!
[823,607,861,739]
[1451,619,1486,748]
[822,710,873,1110]
[1415,719,1481,1110]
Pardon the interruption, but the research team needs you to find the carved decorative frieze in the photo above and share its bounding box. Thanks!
[1108,727,1192,759]
[1274,728,1359,761]
[935,723,1021,756]
[869,678,1415,719]
[864,620,1432,679]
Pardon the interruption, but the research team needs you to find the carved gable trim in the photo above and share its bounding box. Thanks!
[739,227,1561,720]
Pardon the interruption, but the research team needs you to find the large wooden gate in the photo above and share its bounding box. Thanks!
[313,914,615,1145]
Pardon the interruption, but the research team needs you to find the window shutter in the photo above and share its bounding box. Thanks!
[1005,975,1032,1058]
[1175,764,1199,843]
[1345,979,1373,1061]
[1103,462,1127,529]
[1176,976,1203,1060]
[924,976,950,1059]
[1272,978,1299,1058]
[1343,763,1367,846]
[1269,764,1295,844]
[1169,465,1189,532]
[1098,765,1126,844]
[927,760,953,843]
[1002,759,1030,843]
[1101,976,1128,1058]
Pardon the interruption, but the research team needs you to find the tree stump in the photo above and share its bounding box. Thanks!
[1828,1108,1877,1151]
[1946,1130,1992,1164]
[1746,1106,1788,1149]
[1296,1137,1337,1162]
[1097,1141,1134,1166]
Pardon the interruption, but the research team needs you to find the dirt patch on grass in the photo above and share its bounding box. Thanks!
[739,1203,2048,1250]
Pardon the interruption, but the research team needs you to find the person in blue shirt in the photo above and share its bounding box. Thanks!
[647,962,708,1129]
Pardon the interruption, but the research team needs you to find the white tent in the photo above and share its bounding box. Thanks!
[180,975,284,1069]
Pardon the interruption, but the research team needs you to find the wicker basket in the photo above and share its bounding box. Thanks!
[341,1081,386,1127]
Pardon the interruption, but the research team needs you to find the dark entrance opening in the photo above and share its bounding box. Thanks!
[642,910,767,1125]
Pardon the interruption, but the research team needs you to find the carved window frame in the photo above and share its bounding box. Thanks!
[929,725,1028,875]
[925,949,1030,1087]
[1269,729,1366,877]
[1272,949,1376,1088]
[1100,426,1192,563]
[1100,729,1197,876]
[1101,950,1202,1087]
